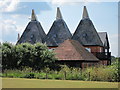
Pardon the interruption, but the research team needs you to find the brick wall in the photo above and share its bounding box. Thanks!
[81,62,98,68]
[84,46,104,52]
[99,60,108,65]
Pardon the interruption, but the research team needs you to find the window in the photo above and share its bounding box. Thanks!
[105,49,107,52]
[49,48,55,51]
[85,48,91,52]
[31,34,34,39]
[100,47,102,52]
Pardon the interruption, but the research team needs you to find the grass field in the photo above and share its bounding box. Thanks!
[2,78,118,88]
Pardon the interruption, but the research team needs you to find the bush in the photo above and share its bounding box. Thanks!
[2,69,25,78]
[24,73,35,78]
[2,42,57,70]
[1,59,119,82]
[82,65,118,82]
[2,43,17,70]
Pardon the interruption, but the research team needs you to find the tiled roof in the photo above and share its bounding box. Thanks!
[17,10,46,44]
[98,32,110,48]
[72,6,103,46]
[54,39,99,61]
[44,7,72,46]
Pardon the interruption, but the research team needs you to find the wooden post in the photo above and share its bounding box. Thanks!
[64,71,66,80]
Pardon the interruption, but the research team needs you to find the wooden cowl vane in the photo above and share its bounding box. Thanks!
[44,7,72,46]
[72,6,103,46]
[17,9,46,44]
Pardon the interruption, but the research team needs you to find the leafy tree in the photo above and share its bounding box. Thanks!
[110,58,119,82]
[33,43,56,70]
[15,43,34,68]
[2,42,16,69]
[2,42,57,70]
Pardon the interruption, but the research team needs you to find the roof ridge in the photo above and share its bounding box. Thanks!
[70,40,84,60]
[54,39,99,61]
[69,40,99,61]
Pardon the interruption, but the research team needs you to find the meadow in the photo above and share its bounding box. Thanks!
[2,78,118,88]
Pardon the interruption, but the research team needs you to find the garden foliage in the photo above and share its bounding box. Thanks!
[1,62,119,82]
[1,42,119,82]
[2,42,57,70]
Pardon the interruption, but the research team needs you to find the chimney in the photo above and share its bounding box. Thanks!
[17,33,20,41]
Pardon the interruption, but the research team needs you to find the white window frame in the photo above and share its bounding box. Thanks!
[85,48,91,52]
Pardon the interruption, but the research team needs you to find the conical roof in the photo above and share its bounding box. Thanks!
[17,9,46,44]
[54,39,99,61]
[72,6,103,46]
[44,7,72,46]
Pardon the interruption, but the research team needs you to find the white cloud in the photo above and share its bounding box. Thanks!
[21,0,119,2]
[0,0,118,13]
[10,14,30,20]
[0,18,25,44]
[16,25,25,35]
[9,14,29,34]
[0,19,17,35]
[49,0,103,6]
[51,0,82,6]
[0,0,20,13]
[0,18,26,37]
[50,0,119,6]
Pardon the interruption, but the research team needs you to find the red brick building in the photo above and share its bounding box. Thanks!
[72,6,111,65]
[54,39,99,68]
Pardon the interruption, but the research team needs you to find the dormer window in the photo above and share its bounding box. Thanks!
[83,33,87,37]
[85,48,91,52]
[31,34,34,39]
[49,48,55,51]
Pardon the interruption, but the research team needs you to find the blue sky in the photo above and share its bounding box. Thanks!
[0,1,118,57]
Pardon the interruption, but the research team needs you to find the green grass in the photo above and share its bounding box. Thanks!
[2,78,118,88]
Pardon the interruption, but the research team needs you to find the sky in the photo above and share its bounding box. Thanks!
[0,0,119,57]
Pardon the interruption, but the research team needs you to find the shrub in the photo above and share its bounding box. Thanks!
[1,59,118,82]
[82,64,118,82]
[2,42,57,70]
[2,43,17,70]
[2,69,25,78]
[24,73,35,79]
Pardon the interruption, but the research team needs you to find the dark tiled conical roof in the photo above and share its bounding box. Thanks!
[17,9,46,44]
[72,6,103,46]
[44,7,72,46]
